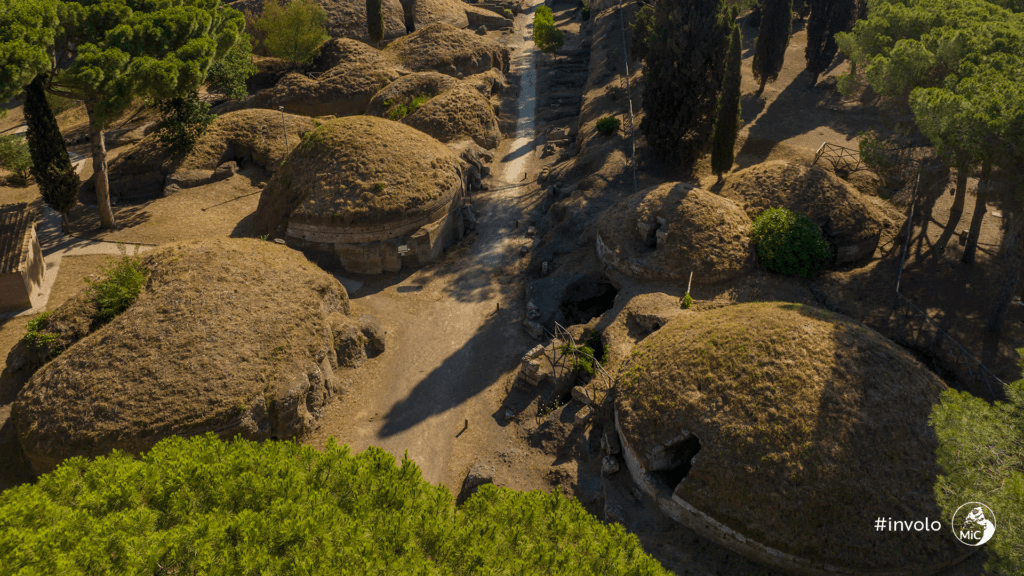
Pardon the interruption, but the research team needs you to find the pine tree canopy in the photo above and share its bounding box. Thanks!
[836,0,1024,171]
[0,434,673,575]
[752,0,792,90]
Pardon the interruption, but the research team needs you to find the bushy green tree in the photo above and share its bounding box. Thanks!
[0,434,673,575]
[533,6,565,52]
[804,0,854,87]
[367,0,384,46]
[712,20,742,180]
[257,0,329,65]
[0,134,31,182]
[0,0,245,229]
[157,91,217,154]
[629,4,656,61]
[207,33,257,100]
[752,0,792,95]
[931,358,1024,572]
[750,207,832,278]
[24,74,80,233]
[640,0,730,168]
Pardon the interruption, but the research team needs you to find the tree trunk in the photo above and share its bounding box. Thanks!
[807,71,820,88]
[756,76,767,96]
[60,211,70,235]
[961,169,990,264]
[988,214,1024,333]
[950,168,968,214]
[85,103,115,229]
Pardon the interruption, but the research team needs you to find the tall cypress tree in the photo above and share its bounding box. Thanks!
[367,0,384,46]
[805,0,855,87]
[752,0,792,95]
[712,22,742,181]
[640,0,729,169]
[24,74,79,234]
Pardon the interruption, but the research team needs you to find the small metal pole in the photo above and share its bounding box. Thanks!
[686,271,693,294]
[279,106,289,155]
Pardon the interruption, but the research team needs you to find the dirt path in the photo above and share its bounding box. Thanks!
[307,2,550,492]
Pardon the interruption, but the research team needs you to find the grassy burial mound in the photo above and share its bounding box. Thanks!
[717,162,890,264]
[108,109,316,198]
[12,239,384,474]
[615,302,964,573]
[0,435,671,575]
[595,183,755,284]
[249,40,400,118]
[404,0,469,30]
[252,116,466,273]
[383,23,510,77]
[366,72,502,149]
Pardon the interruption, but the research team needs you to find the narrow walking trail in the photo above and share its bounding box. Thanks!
[307,2,548,491]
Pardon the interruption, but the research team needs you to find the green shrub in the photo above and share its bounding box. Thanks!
[384,93,433,120]
[858,129,909,189]
[596,116,621,135]
[256,0,330,66]
[86,245,150,324]
[156,91,217,154]
[22,312,60,352]
[0,434,672,575]
[750,207,832,278]
[207,33,258,100]
[0,134,32,181]
[533,6,564,52]
[560,332,608,377]
[682,292,693,309]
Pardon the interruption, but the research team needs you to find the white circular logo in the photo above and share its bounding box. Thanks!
[952,502,996,546]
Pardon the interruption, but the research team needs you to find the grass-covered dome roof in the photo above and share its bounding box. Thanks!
[253,116,463,234]
[595,182,754,284]
[615,302,961,571]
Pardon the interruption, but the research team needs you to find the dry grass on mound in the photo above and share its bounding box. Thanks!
[596,183,754,284]
[254,116,462,233]
[109,109,316,181]
[717,161,889,247]
[615,302,959,571]
[404,84,501,149]
[384,22,510,75]
[365,72,462,117]
[13,239,350,472]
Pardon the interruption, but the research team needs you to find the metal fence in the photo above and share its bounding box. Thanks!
[812,142,864,174]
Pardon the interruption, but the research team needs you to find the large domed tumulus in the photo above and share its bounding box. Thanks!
[717,161,892,264]
[12,239,385,474]
[595,182,754,284]
[253,116,468,274]
[614,302,965,574]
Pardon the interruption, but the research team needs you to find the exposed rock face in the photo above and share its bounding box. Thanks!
[465,4,513,30]
[12,239,384,474]
[330,313,387,368]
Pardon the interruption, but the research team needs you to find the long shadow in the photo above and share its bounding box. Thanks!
[777,303,967,570]
[734,69,876,169]
[377,292,520,438]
